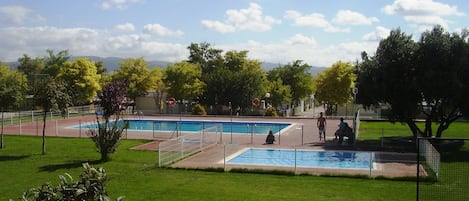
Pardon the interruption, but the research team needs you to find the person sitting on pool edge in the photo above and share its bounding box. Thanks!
[265,130,275,144]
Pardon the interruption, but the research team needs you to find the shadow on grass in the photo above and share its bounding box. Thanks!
[0,155,31,162]
[39,159,102,172]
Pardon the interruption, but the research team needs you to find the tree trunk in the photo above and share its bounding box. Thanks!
[424,118,432,137]
[406,119,422,139]
[42,111,47,155]
[1,111,4,149]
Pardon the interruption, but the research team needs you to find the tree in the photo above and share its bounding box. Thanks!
[356,26,469,138]
[264,78,292,108]
[112,57,158,104]
[267,60,314,106]
[0,63,28,149]
[17,54,43,79]
[201,50,264,110]
[58,57,101,105]
[88,80,129,161]
[187,42,223,74]
[33,76,71,154]
[151,67,165,114]
[164,61,205,101]
[315,61,355,114]
[42,49,70,77]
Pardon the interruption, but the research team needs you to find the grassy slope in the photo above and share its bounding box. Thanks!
[0,135,415,201]
[2,121,468,200]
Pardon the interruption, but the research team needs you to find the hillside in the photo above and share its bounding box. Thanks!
[7,56,325,76]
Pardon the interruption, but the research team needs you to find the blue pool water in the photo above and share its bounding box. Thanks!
[227,148,374,169]
[78,119,291,135]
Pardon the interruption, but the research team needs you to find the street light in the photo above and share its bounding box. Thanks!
[352,87,358,136]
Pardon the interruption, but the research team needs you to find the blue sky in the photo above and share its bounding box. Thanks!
[0,0,467,67]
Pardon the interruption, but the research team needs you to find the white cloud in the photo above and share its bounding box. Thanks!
[287,34,317,46]
[101,0,142,10]
[333,10,379,25]
[284,10,349,33]
[0,5,46,25]
[202,3,281,33]
[219,36,377,67]
[383,0,465,30]
[201,20,235,33]
[143,24,184,37]
[362,26,391,41]
[115,23,135,31]
[0,26,187,62]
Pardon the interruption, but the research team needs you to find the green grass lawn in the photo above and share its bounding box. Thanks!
[1,120,468,200]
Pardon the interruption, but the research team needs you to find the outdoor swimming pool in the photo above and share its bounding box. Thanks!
[78,119,292,135]
[227,148,375,169]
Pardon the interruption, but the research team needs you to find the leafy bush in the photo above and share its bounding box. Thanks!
[18,163,123,201]
[264,106,278,117]
[191,103,207,115]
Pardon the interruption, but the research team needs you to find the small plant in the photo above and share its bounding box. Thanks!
[17,163,123,201]
[264,106,278,117]
[191,103,207,115]
[88,80,129,161]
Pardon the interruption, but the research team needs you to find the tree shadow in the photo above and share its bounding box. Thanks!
[0,155,31,162]
[39,159,102,172]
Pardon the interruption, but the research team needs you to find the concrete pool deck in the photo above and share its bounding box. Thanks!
[2,114,421,178]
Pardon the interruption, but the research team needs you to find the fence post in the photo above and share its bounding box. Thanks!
[294,148,297,174]
[301,125,304,145]
[381,128,384,147]
[416,138,420,201]
[55,120,58,136]
[79,120,82,138]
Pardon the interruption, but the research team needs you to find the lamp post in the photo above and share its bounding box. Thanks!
[352,87,358,135]
[229,101,232,143]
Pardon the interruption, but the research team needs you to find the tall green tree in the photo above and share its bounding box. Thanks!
[201,50,264,109]
[356,26,469,138]
[0,63,28,149]
[151,67,166,113]
[17,54,43,79]
[164,61,205,101]
[264,78,292,108]
[112,57,158,103]
[42,49,70,77]
[33,76,71,154]
[187,42,223,74]
[315,61,356,113]
[58,57,101,105]
[267,60,314,105]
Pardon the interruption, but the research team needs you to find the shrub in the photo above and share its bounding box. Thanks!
[264,106,278,117]
[18,163,123,201]
[191,103,207,115]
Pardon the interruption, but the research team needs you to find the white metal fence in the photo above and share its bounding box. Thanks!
[158,124,222,167]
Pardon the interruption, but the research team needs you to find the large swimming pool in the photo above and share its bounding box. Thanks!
[78,119,292,135]
[227,148,374,169]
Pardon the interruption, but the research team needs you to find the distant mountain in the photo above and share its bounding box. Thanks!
[76,56,171,72]
[261,61,326,76]
[7,56,325,75]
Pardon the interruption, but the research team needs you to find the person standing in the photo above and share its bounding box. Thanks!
[317,112,327,141]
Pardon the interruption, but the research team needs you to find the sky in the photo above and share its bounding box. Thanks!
[0,0,467,67]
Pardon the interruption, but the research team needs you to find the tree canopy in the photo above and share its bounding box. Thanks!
[112,57,160,102]
[58,57,101,105]
[356,26,469,138]
[315,61,355,109]
[267,60,314,105]
[164,61,205,101]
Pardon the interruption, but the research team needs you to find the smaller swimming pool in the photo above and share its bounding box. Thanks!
[227,148,374,169]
